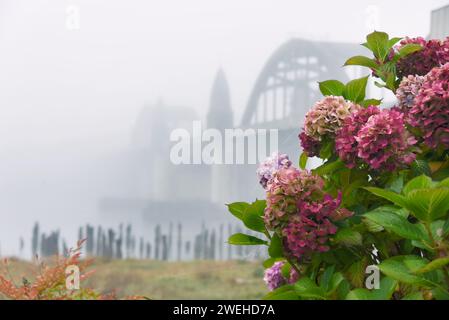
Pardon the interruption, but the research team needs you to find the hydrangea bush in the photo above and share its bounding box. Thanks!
[227,31,449,300]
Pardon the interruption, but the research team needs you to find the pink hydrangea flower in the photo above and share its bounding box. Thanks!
[263,261,299,291]
[396,37,449,78]
[282,194,341,261]
[335,106,381,168]
[304,96,360,141]
[264,167,324,229]
[410,63,449,148]
[335,106,416,171]
[256,152,292,189]
[299,96,360,157]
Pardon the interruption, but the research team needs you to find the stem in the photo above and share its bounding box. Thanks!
[265,227,301,274]
[424,223,449,288]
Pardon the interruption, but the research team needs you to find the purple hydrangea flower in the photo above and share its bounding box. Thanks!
[256,152,292,189]
[263,261,299,291]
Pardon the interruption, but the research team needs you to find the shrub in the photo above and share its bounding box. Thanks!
[227,31,449,300]
[0,240,143,300]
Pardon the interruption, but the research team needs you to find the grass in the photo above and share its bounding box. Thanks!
[2,258,267,300]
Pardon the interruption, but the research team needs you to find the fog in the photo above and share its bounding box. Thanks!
[0,0,447,257]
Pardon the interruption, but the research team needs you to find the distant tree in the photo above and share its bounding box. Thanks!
[155,225,161,260]
[145,242,151,259]
[161,235,168,261]
[139,237,144,259]
[31,222,40,259]
[210,229,216,260]
[218,224,224,260]
[177,223,182,261]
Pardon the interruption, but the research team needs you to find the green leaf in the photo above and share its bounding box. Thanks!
[364,207,425,240]
[378,256,431,286]
[406,188,449,222]
[319,140,334,160]
[402,175,433,196]
[371,277,398,300]
[228,233,267,246]
[313,159,345,176]
[365,31,390,60]
[249,199,267,216]
[263,257,283,268]
[281,262,292,278]
[364,187,408,208]
[334,228,362,246]
[319,266,335,292]
[415,257,449,274]
[299,152,308,169]
[268,233,284,258]
[294,277,327,300]
[402,292,424,300]
[346,288,371,300]
[388,37,402,47]
[240,200,267,232]
[318,80,345,96]
[436,176,449,188]
[263,285,299,300]
[343,76,369,103]
[344,55,378,69]
[412,160,431,177]
[226,202,249,220]
[396,43,422,59]
[360,98,382,107]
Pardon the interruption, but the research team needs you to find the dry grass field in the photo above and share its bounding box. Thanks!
[1,258,267,300]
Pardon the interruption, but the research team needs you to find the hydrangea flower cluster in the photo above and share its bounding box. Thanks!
[410,63,449,148]
[256,152,292,189]
[282,194,340,260]
[396,75,425,113]
[264,167,324,229]
[299,132,321,157]
[335,106,416,170]
[300,96,360,157]
[263,261,299,291]
[396,37,449,78]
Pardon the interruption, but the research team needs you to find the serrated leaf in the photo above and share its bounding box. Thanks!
[228,233,267,246]
[344,55,378,69]
[334,228,362,246]
[299,152,308,169]
[263,285,300,300]
[402,175,433,196]
[406,188,449,222]
[397,43,422,59]
[343,76,369,103]
[294,277,327,300]
[412,160,431,177]
[313,159,345,176]
[366,31,390,61]
[364,207,425,241]
[364,187,408,208]
[378,255,432,286]
[360,99,382,107]
[318,80,345,96]
[414,257,449,274]
[226,202,249,220]
[268,233,284,258]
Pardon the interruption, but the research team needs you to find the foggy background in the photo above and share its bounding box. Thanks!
[0,0,447,257]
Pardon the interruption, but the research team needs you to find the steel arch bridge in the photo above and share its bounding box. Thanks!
[240,39,364,130]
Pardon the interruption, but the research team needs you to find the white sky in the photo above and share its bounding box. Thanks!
[0,0,448,149]
[0,0,448,255]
